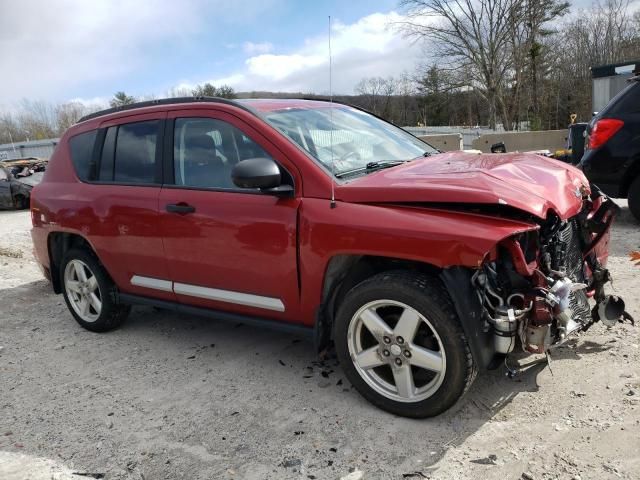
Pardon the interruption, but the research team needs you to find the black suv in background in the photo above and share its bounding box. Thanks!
[581,76,640,220]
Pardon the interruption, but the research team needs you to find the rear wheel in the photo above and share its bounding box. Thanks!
[334,271,476,418]
[628,175,640,222]
[14,195,28,209]
[60,249,130,332]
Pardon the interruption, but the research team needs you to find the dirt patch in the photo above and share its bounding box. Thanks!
[0,246,23,258]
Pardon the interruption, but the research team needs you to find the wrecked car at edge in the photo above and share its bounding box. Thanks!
[0,158,47,209]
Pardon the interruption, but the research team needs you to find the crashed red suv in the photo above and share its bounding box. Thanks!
[30,98,627,417]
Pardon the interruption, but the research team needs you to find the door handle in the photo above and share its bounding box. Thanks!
[166,203,195,214]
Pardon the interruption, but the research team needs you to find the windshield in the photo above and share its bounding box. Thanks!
[262,105,438,176]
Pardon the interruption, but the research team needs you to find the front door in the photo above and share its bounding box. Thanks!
[158,110,302,322]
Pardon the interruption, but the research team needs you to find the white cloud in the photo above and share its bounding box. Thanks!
[0,0,281,108]
[196,11,423,94]
[0,4,425,107]
[247,54,325,80]
[0,0,206,107]
[243,41,274,55]
[67,96,111,108]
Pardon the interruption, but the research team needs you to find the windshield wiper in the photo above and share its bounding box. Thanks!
[335,160,409,179]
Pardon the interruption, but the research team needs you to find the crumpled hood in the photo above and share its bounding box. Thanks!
[335,152,589,219]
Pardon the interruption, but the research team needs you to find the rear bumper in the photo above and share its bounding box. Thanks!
[30,225,53,286]
[35,258,53,284]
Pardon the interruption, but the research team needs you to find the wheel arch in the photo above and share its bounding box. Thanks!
[47,232,102,294]
[314,254,441,352]
[315,255,495,371]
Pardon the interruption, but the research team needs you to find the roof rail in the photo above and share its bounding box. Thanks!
[77,96,245,123]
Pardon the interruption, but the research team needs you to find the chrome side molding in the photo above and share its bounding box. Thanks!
[129,275,285,312]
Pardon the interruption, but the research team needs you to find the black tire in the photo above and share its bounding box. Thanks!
[14,195,29,210]
[334,271,476,418]
[628,175,640,222]
[60,248,130,332]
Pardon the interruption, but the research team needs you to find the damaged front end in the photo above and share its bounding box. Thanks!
[471,185,632,361]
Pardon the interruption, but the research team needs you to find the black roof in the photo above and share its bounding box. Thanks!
[591,60,640,79]
[78,96,246,123]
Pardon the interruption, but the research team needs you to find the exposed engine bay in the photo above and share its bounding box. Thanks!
[472,185,633,359]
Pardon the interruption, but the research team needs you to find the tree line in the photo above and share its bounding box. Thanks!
[346,0,639,130]
[392,0,640,129]
[0,83,237,145]
[1,0,638,145]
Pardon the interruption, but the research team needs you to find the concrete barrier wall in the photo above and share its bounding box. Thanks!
[471,130,568,153]
[418,134,463,152]
[0,138,58,160]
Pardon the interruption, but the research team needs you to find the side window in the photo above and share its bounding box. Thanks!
[113,120,160,184]
[173,117,273,189]
[69,130,97,181]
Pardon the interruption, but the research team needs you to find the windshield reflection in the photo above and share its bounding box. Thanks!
[263,106,438,176]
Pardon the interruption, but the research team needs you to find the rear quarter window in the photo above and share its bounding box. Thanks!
[68,130,98,181]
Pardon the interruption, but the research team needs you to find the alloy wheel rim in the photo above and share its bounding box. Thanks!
[64,260,102,322]
[347,299,446,403]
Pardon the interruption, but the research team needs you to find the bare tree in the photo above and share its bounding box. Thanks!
[553,0,640,121]
[524,1,569,123]
[0,113,21,145]
[399,0,525,129]
[166,87,192,98]
[395,72,417,125]
[355,77,396,116]
[55,102,87,132]
[17,100,57,140]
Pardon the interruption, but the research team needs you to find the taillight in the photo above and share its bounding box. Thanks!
[588,118,624,149]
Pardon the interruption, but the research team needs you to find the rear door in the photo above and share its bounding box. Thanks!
[87,112,175,301]
[158,109,302,322]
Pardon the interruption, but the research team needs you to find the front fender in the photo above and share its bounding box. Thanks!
[298,198,538,320]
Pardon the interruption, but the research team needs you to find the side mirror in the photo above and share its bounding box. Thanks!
[231,157,292,195]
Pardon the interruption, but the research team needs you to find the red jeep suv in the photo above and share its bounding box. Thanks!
[31,97,626,418]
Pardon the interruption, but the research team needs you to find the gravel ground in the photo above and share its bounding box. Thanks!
[0,203,639,480]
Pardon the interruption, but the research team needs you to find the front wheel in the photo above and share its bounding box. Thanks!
[334,271,476,418]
